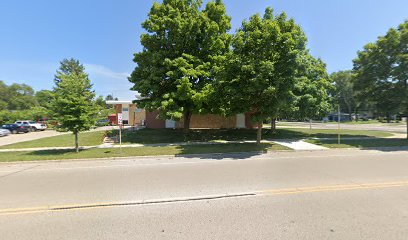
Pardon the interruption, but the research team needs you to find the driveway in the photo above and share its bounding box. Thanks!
[0,130,67,147]
[0,126,114,147]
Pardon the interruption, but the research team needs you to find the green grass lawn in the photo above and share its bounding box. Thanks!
[0,143,289,162]
[0,131,106,149]
[0,128,393,150]
[109,128,393,145]
[324,120,405,125]
[306,138,408,149]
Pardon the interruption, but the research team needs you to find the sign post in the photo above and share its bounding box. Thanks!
[118,113,123,154]
[338,105,341,145]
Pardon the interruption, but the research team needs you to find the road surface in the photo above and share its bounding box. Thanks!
[1,149,408,239]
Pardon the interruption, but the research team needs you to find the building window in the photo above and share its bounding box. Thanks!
[122,108,129,112]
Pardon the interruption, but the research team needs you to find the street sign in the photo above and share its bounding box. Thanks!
[118,113,123,125]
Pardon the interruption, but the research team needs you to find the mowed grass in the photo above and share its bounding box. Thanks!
[306,138,408,149]
[0,143,289,162]
[0,131,106,149]
[324,120,405,125]
[110,128,393,145]
[0,128,393,150]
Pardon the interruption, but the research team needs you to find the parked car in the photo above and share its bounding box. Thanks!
[96,119,110,126]
[15,120,47,131]
[0,128,11,137]
[1,124,31,134]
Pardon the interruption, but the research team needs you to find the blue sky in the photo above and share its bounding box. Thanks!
[1,0,407,100]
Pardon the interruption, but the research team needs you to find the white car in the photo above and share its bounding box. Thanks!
[0,129,11,137]
[15,120,47,131]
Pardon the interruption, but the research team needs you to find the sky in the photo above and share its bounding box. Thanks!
[1,0,407,100]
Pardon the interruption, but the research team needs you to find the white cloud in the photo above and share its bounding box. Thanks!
[84,63,130,81]
[84,63,137,100]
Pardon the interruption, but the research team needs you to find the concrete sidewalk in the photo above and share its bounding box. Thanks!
[0,139,328,152]
[271,140,328,150]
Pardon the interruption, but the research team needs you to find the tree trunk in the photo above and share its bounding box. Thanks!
[270,118,276,133]
[183,111,192,134]
[386,113,391,123]
[74,131,79,153]
[256,123,262,145]
[309,119,312,130]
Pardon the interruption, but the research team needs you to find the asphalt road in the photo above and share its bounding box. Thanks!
[278,121,407,134]
[1,149,408,239]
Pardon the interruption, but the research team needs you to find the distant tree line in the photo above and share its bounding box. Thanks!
[330,20,408,137]
[0,59,116,126]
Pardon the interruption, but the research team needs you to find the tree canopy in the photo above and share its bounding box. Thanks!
[353,20,408,137]
[215,8,310,143]
[129,0,232,132]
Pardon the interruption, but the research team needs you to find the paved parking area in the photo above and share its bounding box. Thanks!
[0,130,67,147]
[0,126,115,147]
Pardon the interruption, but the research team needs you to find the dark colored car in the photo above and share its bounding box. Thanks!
[1,124,31,134]
[96,119,110,126]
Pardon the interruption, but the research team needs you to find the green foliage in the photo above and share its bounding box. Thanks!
[214,8,310,142]
[353,20,408,122]
[129,0,231,130]
[287,55,332,120]
[52,59,97,151]
[0,81,38,110]
[54,58,86,83]
[35,90,54,109]
[219,8,307,120]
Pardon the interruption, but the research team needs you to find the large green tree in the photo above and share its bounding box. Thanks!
[284,54,332,126]
[353,20,408,137]
[216,8,307,143]
[129,0,231,132]
[52,60,97,152]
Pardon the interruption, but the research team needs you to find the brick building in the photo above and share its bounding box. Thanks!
[106,100,254,129]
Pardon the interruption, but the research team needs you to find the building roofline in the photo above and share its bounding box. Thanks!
[106,100,133,105]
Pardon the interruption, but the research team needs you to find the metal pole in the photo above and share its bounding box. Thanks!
[338,104,341,145]
[119,125,122,155]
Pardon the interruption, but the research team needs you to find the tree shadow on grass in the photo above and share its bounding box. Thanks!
[268,129,385,139]
[108,128,386,145]
[312,138,408,152]
[24,149,77,156]
[174,143,273,160]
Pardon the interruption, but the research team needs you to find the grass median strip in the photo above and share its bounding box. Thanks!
[0,143,289,162]
[306,138,408,149]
